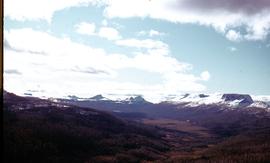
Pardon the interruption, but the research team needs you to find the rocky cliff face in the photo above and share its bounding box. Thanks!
[222,94,254,107]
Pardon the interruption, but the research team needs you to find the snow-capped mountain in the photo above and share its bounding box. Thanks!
[252,95,270,105]
[67,95,80,100]
[162,93,269,109]
[163,93,222,104]
[62,93,269,109]
[248,101,270,109]
[87,94,151,104]
[19,89,270,109]
[121,95,150,104]
[221,94,254,107]
[88,95,111,101]
[59,94,152,105]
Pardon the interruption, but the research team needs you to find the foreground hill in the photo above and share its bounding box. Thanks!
[3,92,169,163]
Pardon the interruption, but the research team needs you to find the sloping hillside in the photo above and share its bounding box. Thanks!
[3,92,169,163]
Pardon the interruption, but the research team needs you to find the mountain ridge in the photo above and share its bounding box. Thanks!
[59,93,270,109]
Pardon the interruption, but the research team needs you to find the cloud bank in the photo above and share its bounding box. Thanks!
[103,0,270,41]
[178,0,270,15]
[5,0,270,41]
[4,28,209,99]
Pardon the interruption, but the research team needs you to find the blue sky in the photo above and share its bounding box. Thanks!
[3,0,270,100]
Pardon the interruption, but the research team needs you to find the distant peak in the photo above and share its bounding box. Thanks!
[67,95,79,100]
[24,93,33,96]
[180,93,190,100]
[125,95,150,104]
[90,94,104,100]
[222,94,253,107]
[222,94,253,101]
[199,94,209,98]
[133,95,144,100]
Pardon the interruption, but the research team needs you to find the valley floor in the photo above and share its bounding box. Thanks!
[141,118,270,163]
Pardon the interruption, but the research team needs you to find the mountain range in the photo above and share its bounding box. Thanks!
[54,93,270,110]
[4,91,270,162]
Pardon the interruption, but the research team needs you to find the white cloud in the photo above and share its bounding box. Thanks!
[226,30,242,42]
[98,27,121,40]
[75,22,96,35]
[200,71,210,81]
[4,0,100,22]
[102,0,270,41]
[115,38,168,51]
[4,28,209,99]
[149,29,164,37]
[5,0,269,41]
[4,28,113,76]
[130,52,192,74]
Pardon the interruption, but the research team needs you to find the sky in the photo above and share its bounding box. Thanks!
[3,0,270,101]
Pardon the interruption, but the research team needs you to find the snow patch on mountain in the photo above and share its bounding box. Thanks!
[104,94,140,101]
[248,101,270,109]
[166,93,224,106]
[164,93,269,109]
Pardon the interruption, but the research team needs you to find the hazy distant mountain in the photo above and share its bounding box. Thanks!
[121,95,151,104]
[89,94,111,101]
[67,95,80,100]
